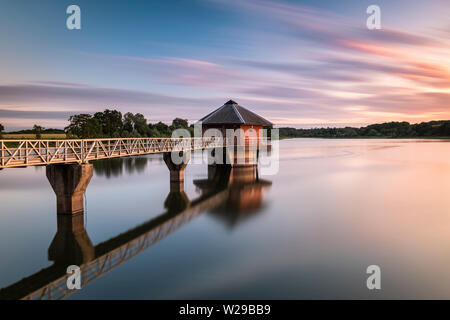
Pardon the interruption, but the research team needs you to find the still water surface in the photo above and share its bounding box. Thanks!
[1,138,450,299]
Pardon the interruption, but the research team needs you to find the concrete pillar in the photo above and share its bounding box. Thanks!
[46,163,93,215]
[207,147,229,166]
[163,151,190,183]
[48,214,95,265]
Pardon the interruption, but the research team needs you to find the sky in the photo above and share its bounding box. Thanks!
[0,0,449,130]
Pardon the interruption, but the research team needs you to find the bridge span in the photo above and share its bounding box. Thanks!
[0,137,227,169]
[1,137,269,216]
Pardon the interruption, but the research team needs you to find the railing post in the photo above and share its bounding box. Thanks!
[25,141,28,165]
[81,140,85,163]
[1,140,4,167]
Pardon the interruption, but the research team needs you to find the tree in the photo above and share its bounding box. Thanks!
[171,118,188,130]
[65,114,101,138]
[94,109,123,137]
[33,125,43,139]
[148,127,161,137]
[154,122,170,136]
[0,123,4,139]
[122,112,149,137]
[122,112,135,133]
[133,113,149,136]
[437,122,450,136]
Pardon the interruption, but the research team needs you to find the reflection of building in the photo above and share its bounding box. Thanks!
[194,165,272,228]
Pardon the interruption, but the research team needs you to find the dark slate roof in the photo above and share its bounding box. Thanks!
[199,100,272,126]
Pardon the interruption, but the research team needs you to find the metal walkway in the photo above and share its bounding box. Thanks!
[0,138,225,168]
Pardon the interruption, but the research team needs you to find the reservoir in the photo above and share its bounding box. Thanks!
[1,138,449,299]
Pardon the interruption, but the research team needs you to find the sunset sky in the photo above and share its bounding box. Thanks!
[0,0,449,130]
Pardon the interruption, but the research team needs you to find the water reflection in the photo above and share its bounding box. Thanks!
[165,181,190,214]
[48,215,95,266]
[0,159,271,300]
[93,156,151,178]
[195,165,272,228]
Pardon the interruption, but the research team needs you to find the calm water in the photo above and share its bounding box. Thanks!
[1,138,450,299]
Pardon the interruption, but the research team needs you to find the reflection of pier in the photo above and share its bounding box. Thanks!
[195,165,272,228]
[0,162,271,300]
[0,186,228,300]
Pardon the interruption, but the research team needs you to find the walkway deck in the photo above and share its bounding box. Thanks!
[0,138,225,169]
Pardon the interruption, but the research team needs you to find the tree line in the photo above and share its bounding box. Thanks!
[0,109,192,139]
[279,121,450,139]
[2,118,450,140]
[65,109,192,138]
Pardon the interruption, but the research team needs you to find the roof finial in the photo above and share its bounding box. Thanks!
[225,99,237,105]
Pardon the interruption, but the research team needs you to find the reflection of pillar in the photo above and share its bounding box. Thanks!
[228,165,258,184]
[46,164,93,215]
[163,151,190,183]
[48,214,95,265]
[164,180,190,214]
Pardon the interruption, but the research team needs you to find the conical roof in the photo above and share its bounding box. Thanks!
[199,100,272,126]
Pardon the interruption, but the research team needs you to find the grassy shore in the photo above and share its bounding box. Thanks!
[2,133,67,139]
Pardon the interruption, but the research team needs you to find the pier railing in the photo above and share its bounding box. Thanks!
[0,137,269,169]
[0,137,224,169]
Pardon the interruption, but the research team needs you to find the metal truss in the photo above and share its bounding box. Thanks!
[0,137,226,169]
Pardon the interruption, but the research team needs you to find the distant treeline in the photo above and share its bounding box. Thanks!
[279,121,450,139]
[64,109,193,138]
[2,115,450,140]
[6,128,65,134]
[0,109,193,139]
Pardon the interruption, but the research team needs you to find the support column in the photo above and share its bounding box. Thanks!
[163,151,190,183]
[46,163,93,215]
[207,147,229,166]
[225,146,258,167]
[163,152,191,214]
[48,214,95,265]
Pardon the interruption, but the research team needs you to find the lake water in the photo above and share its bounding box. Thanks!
[1,138,450,299]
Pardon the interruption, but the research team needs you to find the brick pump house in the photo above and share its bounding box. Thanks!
[199,99,273,144]
[198,100,273,166]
